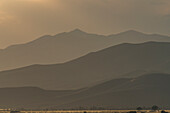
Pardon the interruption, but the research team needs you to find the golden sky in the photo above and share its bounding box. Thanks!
[0,0,170,48]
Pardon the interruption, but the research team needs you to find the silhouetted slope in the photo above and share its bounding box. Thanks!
[56,73,170,109]
[0,87,75,109]
[1,73,170,109]
[109,30,170,43]
[0,42,170,89]
[0,29,170,71]
[0,29,107,70]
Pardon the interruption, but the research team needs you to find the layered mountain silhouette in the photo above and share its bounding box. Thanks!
[1,73,170,109]
[0,42,170,89]
[0,29,170,71]
[0,86,76,109]
[55,73,170,109]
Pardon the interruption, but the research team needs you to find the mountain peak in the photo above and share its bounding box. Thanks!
[126,29,143,33]
[117,30,145,36]
[69,28,87,34]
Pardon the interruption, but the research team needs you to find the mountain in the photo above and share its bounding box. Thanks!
[0,42,170,90]
[1,73,170,109]
[0,86,76,109]
[0,29,106,71]
[55,73,170,109]
[0,29,170,71]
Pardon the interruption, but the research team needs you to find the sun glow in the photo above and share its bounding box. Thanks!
[27,0,61,7]
[27,0,48,3]
[34,0,43,1]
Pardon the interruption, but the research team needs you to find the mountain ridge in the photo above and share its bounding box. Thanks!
[0,73,170,109]
[0,29,170,71]
[0,42,170,90]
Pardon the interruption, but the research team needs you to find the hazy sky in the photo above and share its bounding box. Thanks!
[0,0,170,48]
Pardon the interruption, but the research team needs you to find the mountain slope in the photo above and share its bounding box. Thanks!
[54,73,170,109]
[0,42,170,89]
[1,73,170,109]
[0,29,107,71]
[0,29,170,71]
[0,87,76,109]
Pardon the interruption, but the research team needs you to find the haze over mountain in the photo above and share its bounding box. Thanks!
[0,29,170,71]
[1,0,170,110]
[1,42,170,90]
[1,73,170,109]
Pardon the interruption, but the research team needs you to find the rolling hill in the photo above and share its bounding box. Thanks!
[0,42,170,89]
[1,73,170,109]
[57,73,170,109]
[0,29,170,71]
[0,86,76,109]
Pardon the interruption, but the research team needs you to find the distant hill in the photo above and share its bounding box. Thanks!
[0,86,76,109]
[0,29,170,71]
[56,73,170,109]
[0,42,170,89]
[1,73,170,109]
